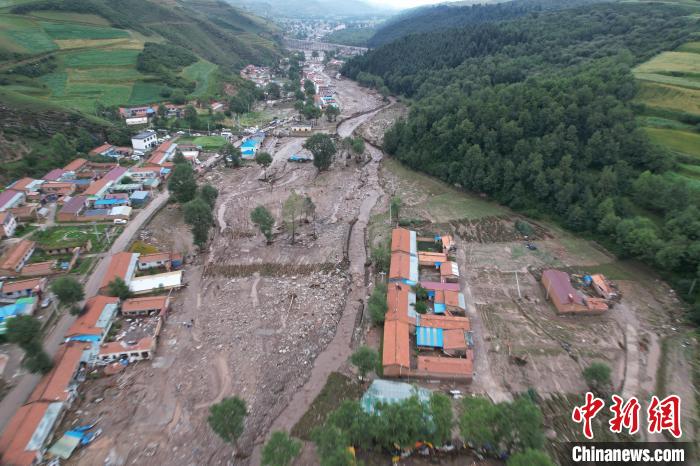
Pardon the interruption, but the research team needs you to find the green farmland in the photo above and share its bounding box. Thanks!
[177,135,227,151]
[40,21,128,40]
[634,40,700,190]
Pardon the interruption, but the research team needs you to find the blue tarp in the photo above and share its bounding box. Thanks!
[416,326,444,348]
[434,303,446,314]
[427,290,435,298]
[94,199,128,206]
[0,297,35,320]
[241,140,257,148]
[66,335,101,342]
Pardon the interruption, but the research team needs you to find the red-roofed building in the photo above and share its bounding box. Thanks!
[541,269,587,314]
[63,158,88,173]
[65,296,119,340]
[0,240,35,275]
[382,319,410,377]
[99,252,138,294]
[145,141,177,166]
[27,343,87,404]
[121,296,169,317]
[415,354,472,381]
[98,336,155,362]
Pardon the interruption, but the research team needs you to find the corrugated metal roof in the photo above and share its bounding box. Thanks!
[416,326,444,348]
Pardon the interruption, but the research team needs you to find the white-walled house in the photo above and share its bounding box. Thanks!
[131,130,158,152]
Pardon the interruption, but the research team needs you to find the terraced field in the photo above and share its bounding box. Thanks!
[634,40,700,189]
[0,10,168,112]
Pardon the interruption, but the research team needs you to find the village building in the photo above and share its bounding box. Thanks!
[131,130,158,152]
[0,212,17,238]
[382,318,410,377]
[137,252,182,271]
[9,205,37,223]
[440,261,460,283]
[56,196,87,222]
[89,144,132,160]
[0,190,25,212]
[0,240,35,276]
[591,274,616,300]
[388,251,418,285]
[121,296,169,318]
[129,270,183,295]
[0,277,46,300]
[541,269,607,315]
[42,170,65,182]
[84,178,113,199]
[145,141,177,166]
[98,336,155,363]
[99,252,139,295]
[129,190,150,207]
[41,182,75,199]
[62,158,88,174]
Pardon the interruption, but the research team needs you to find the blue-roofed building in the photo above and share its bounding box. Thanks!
[416,326,444,348]
[130,190,150,207]
[94,198,129,208]
[0,297,36,334]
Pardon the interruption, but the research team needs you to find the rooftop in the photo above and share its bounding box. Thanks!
[100,252,138,289]
[382,319,410,369]
[122,296,168,314]
[66,296,119,337]
[416,355,472,376]
[129,270,182,294]
[132,130,156,140]
[391,228,416,255]
[0,240,35,271]
[416,314,470,331]
[542,269,584,305]
[1,278,44,295]
[59,195,87,215]
[27,343,87,403]
[0,401,61,466]
[62,158,88,172]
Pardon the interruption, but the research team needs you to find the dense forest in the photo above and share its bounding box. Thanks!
[368,0,607,47]
[344,3,700,319]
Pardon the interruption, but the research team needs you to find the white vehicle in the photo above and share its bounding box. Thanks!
[164,135,172,140]
[41,296,53,308]
[113,219,128,225]
[176,131,185,135]
[131,155,141,161]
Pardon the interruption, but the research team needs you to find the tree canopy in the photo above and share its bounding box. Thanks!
[304,134,336,171]
[261,431,301,466]
[251,205,275,243]
[168,162,197,203]
[208,396,247,444]
[350,346,378,379]
[51,276,84,308]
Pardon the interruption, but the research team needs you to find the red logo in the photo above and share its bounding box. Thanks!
[609,395,640,435]
[572,392,605,439]
[647,395,682,438]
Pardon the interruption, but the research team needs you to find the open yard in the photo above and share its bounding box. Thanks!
[31,224,123,252]
[177,135,227,151]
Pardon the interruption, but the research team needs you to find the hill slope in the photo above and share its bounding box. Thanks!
[368,0,607,48]
[226,0,390,19]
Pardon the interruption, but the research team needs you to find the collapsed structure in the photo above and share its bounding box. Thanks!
[382,228,473,381]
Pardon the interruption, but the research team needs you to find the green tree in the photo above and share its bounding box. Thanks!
[49,133,76,165]
[390,196,402,223]
[121,176,134,184]
[498,396,545,453]
[350,137,365,155]
[311,425,353,466]
[414,301,428,314]
[304,133,336,171]
[350,346,378,379]
[371,243,390,274]
[50,276,84,308]
[429,392,453,446]
[302,103,322,121]
[251,205,275,243]
[184,105,198,126]
[283,191,305,243]
[171,89,186,104]
[6,315,41,351]
[208,396,247,445]
[459,397,499,447]
[507,449,556,466]
[327,400,375,450]
[184,197,214,227]
[304,79,316,96]
[265,82,282,100]
[583,362,612,394]
[256,151,273,179]
[325,105,340,122]
[24,349,53,374]
[168,163,197,203]
[222,143,241,168]
[262,431,301,466]
[76,128,94,153]
[368,282,388,325]
[191,222,211,249]
[107,277,132,300]
[198,184,219,210]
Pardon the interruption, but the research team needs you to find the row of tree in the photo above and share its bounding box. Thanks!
[311,391,554,465]
[168,153,218,248]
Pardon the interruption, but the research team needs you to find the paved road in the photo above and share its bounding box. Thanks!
[0,190,170,432]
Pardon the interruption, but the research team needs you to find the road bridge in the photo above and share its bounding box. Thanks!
[283,37,367,55]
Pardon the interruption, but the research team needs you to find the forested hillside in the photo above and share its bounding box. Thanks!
[368,0,606,48]
[344,3,700,319]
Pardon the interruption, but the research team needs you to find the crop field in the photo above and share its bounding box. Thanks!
[128,81,164,105]
[645,127,700,159]
[62,48,139,68]
[40,21,128,40]
[26,11,110,25]
[181,60,218,97]
[0,14,56,53]
[634,41,700,190]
